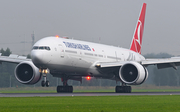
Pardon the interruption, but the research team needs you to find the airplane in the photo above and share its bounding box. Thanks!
[1,3,180,93]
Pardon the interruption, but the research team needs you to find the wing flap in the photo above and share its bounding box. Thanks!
[96,61,128,68]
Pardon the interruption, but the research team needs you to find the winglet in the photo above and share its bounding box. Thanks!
[130,3,146,54]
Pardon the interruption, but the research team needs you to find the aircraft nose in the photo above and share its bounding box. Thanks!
[31,51,44,67]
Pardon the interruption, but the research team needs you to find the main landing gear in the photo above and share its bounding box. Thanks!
[57,78,73,93]
[115,83,132,93]
[40,69,50,87]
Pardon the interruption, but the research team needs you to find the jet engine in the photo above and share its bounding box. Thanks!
[15,61,41,84]
[119,62,148,85]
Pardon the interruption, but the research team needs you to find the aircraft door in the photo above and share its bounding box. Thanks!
[58,44,64,58]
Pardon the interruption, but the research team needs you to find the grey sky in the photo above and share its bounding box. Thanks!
[0,0,179,55]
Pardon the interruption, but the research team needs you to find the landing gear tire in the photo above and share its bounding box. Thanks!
[115,86,131,93]
[41,80,50,87]
[46,80,50,87]
[57,86,73,93]
[41,81,45,87]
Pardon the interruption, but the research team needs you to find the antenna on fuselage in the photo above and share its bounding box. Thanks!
[99,37,101,43]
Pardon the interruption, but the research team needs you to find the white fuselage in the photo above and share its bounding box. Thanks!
[31,37,145,77]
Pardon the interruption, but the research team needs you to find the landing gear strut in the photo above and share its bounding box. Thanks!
[40,69,49,87]
[115,83,131,93]
[57,78,73,93]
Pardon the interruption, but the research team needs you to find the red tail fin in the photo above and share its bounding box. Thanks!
[130,3,146,54]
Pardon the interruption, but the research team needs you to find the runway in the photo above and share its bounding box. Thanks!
[0,92,180,97]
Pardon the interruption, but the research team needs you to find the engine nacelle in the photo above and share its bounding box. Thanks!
[15,61,41,84]
[119,62,148,85]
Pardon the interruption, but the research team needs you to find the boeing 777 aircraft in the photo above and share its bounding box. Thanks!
[1,3,180,93]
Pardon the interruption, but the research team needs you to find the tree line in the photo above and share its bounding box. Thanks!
[0,48,179,88]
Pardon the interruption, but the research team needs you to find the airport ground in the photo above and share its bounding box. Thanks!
[0,85,180,93]
[1,85,180,112]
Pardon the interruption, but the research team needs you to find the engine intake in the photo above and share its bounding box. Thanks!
[119,62,148,85]
[15,61,41,84]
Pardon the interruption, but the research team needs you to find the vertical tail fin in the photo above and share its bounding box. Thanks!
[130,3,146,54]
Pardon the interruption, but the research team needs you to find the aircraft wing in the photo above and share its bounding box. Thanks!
[141,57,180,69]
[0,54,30,64]
[96,57,180,70]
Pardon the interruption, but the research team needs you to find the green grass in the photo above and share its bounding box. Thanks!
[0,95,180,112]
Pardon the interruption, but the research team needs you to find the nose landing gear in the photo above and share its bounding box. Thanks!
[40,69,50,87]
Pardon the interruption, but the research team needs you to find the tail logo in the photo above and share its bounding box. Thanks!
[130,3,146,54]
[134,20,142,53]
[135,20,142,46]
[131,20,142,54]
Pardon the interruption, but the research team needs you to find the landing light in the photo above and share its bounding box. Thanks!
[39,69,48,74]
[44,69,48,74]
[86,76,91,80]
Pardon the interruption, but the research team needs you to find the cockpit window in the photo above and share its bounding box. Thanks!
[45,47,50,50]
[39,46,44,49]
[33,46,38,49]
[32,46,51,51]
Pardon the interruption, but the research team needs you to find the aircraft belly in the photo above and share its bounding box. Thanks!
[46,63,90,75]
[46,63,110,77]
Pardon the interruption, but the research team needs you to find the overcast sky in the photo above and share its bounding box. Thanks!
[0,0,180,55]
